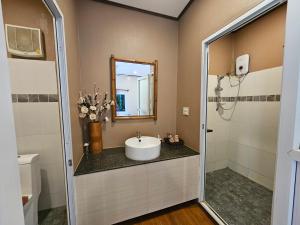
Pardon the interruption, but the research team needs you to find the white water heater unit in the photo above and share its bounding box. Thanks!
[236,54,250,76]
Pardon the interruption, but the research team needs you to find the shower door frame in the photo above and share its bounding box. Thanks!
[0,0,76,224]
[198,0,297,224]
[42,1,76,225]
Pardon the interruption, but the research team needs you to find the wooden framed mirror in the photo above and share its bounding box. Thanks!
[111,56,158,121]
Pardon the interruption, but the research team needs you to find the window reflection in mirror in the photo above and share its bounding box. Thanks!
[111,57,158,121]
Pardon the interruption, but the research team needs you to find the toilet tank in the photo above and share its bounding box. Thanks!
[18,154,41,197]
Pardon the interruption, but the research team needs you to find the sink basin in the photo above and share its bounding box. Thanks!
[125,136,161,161]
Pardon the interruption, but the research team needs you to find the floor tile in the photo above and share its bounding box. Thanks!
[38,206,68,225]
[206,168,273,225]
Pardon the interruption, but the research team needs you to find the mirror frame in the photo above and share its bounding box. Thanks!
[110,55,158,122]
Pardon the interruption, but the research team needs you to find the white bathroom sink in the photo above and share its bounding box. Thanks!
[125,136,161,161]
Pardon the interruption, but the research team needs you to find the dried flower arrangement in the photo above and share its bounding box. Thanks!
[77,84,114,123]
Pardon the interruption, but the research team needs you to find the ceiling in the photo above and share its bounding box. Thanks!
[104,0,192,19]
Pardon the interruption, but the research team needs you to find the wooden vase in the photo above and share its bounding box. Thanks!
[89,122,103,154]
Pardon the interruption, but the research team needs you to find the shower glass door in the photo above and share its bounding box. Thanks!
[203,3,287,225]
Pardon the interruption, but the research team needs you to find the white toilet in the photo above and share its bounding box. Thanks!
[18,154,41,225]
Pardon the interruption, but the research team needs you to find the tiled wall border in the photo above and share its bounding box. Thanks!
[13,94,279,103]
[208,95,281,102]
[12,94,59,103]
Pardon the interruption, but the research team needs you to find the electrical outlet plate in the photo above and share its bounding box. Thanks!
[183,107,190,116]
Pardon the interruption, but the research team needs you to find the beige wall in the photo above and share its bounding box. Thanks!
[2,0,287,168]
[209,4,286,76]
[76,1,178,148]
[2,0,56,61]
[234,4,286,72]
[177,0,268,151]
[209,35,234,75]
[56,0,83,169]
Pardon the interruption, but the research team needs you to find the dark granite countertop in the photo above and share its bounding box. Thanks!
[74,144,199,176]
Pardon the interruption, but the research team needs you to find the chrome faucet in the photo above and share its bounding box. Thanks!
[136,131,142,142]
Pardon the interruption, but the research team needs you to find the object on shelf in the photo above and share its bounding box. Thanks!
[164,133,184,146]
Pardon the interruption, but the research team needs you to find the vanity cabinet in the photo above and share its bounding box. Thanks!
[74,155,200,225]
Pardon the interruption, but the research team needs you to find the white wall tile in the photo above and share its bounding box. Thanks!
[16,134,63,164]
[248,170,274,190]
[9,59,58,94]
[214,160,228,171]
[228,142,250,169]
[240,67,282,96]
[10,59,65,211]
[228,160,249,178]
[206,162,216,173]
[214,140,229,161]
[209,66,282,97]
[247,148,276,179]
[13,103,65,211]
[13,103,61,137]
[206,141,216,163]
[207,67,281,190]
[40,162,65,194]
[39,191,66,210]
[207,101,230,168]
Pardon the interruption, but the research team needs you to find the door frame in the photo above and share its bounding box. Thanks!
[42,1,76,225]
[137,76,151,116]
[0,0,76,224]
[272,0,300,224]
[198,0,293,224]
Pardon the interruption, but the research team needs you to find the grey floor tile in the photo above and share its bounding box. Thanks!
[38,206,68,225]
[205,168,273,225]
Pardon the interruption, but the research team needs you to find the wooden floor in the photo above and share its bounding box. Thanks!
[116,201,217,225]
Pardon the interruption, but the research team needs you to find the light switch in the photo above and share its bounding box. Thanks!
[182,107,190,116]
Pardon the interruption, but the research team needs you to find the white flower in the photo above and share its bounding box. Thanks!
[89,113,97,121]
[83,143,89,147]
[81,106,89,114]
[79,113,86,119]
[105,104,111,110]
[110,100,115,106]
[78,97,85,104]
[104,116,109,122]
[90,105,97,111]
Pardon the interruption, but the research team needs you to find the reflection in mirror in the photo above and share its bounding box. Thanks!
[116,61,154,116]
[111,57,158,121]
[204,4,286,225]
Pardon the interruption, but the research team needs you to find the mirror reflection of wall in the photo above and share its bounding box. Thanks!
[115,61,155,117]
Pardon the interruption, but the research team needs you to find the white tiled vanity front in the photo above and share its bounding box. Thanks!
[74,155,199,225]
